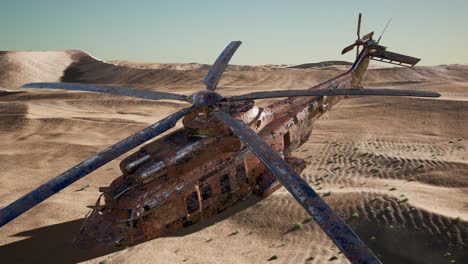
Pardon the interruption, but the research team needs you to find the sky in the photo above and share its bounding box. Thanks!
[1,0,467,66]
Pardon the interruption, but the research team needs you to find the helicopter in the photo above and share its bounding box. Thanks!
[0,14,440,264]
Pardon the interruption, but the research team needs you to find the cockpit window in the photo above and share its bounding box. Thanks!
[186,192,199,213]
[201,185,213,200]
[220,174,231,193]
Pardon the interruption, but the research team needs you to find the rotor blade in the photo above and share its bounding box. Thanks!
[361,31,374,41]
[342,43,356,55]
[228,88,440,101]
[204,41,242,91]
[0,107,194,228]
[357,13,362,39]
[356,45,360,58]
[21,82,189,102]
[213,110,381,264]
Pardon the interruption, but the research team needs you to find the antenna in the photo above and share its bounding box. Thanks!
[377,18,392,43]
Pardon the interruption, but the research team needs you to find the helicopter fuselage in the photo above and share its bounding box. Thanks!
[76,63,366,248]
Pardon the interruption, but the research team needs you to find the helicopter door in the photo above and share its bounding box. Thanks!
[235,161,250,193]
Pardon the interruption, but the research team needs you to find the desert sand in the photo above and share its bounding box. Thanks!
[0,50,466,264]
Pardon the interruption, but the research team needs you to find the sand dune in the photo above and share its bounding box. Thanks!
[0,50,467,264]
[109,60,292,71]
[0,50,86,88]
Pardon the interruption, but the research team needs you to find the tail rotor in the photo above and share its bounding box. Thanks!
[341,13,374,58]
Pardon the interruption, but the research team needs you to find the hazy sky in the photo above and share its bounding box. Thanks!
[2,0,467,66]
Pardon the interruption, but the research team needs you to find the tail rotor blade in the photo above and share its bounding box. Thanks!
[342,43,356,55]
[204,41,242,91]
[228,88,441,101]
[0,107,194,228]
[357,13,362,39]
[361,31,374,41]
[213,110,382,264]
[21,82,189,102]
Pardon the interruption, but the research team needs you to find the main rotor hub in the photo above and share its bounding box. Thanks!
[188,90,224,107]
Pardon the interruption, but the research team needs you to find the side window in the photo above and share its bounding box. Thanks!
[256,174,263,187]
[201,185,213,200]
[255,172,276,192]
[236,164,248,184]
[283,131,291,150]
[219,174,231,193]
[186,192,199,213]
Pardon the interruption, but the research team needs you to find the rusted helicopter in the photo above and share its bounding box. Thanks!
[0,14,439,264]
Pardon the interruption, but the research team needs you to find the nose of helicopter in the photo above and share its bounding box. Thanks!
[74,209,125,249]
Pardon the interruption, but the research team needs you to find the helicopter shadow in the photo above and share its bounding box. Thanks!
[0,196,263,263]
[0,219,118,264]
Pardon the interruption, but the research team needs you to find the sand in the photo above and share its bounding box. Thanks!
[0,50,466,264]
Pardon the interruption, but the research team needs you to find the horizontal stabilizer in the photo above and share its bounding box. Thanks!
[369,50,420,67]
